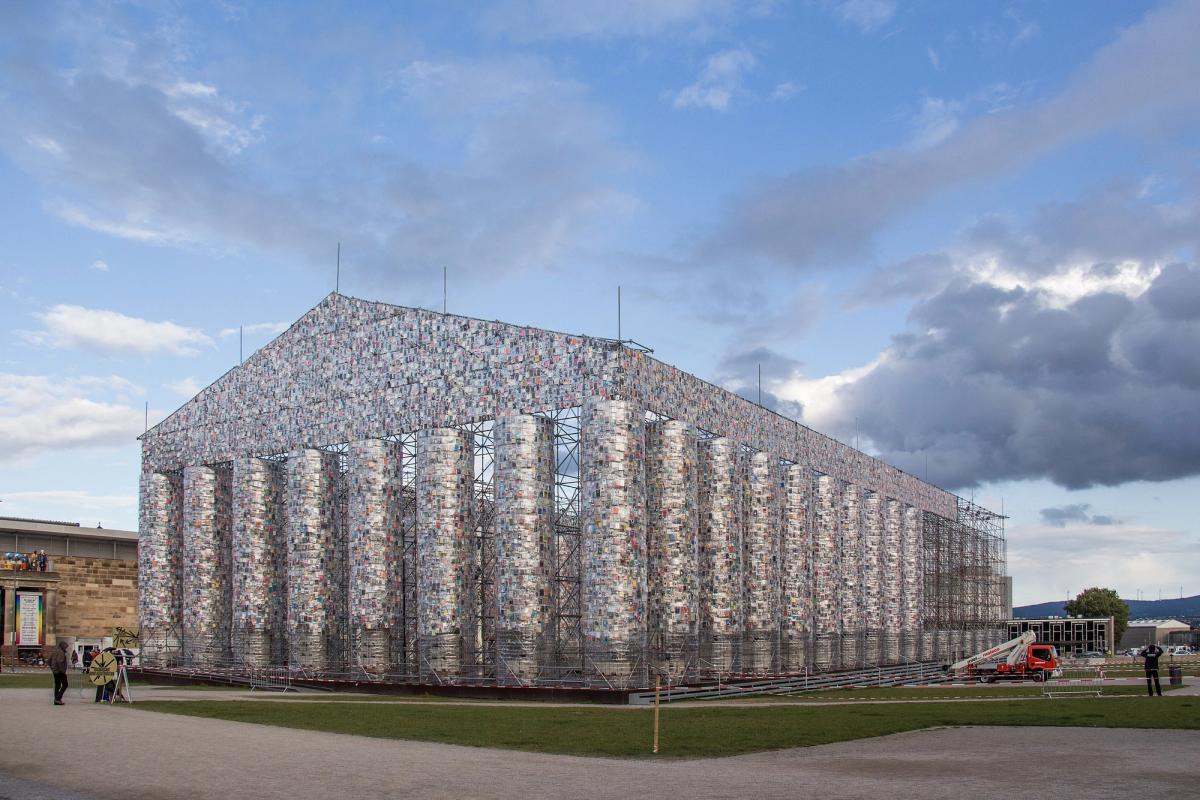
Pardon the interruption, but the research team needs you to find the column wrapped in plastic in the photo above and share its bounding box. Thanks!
[416,428,474,677]
[901,504,922,661]
[881,498,902,664]
[232,457,286,667]
[287,449,341,672]
[936,628,951,661]
[838,482,861,668]
[139,471,182,665]
[645,419,699,679]
[348,439,403,673]
[182,465,232,667]
[494,415,555,683]
[861,491,882,666]
[920,630,934,661]
[780,464,809,672]
[581,398,646,683]
[812,474,838,670]
[698,436,743,672]
[743,451,780,673]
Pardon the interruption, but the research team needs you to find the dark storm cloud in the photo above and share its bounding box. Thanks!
[963,182,1200,278]
[828,263,1200,489]
[850,180,1199,307]
[1148,261,1200,320]
[699,1,1200,270]
[716,346,806,418]
[1039,503,1119,528]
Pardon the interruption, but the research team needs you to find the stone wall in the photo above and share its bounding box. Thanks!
[54,557,139,639]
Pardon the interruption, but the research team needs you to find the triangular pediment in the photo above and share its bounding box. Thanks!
[141,294,620,468]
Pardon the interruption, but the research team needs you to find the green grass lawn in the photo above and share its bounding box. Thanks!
[730,684,1182,701]
[0,673,240,691]
[130,695,1200,759]
[253,692,467,702]
[0,672,60,689]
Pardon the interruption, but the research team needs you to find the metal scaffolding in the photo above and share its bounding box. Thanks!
[921,498,1007,661]
[550,406,584,680]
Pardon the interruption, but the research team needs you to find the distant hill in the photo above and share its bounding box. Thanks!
[1014,594,1200,621]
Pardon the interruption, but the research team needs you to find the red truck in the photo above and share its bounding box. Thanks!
[950,631,1063,682]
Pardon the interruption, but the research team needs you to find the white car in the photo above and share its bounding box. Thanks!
[1167,646,1193,656]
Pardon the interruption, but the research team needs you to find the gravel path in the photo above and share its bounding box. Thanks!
[1,687,1195,799]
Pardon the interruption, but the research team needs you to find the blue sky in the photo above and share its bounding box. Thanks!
[2,1,1198,606]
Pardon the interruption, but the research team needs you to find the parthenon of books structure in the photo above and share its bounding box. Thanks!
[138,293,1006,687]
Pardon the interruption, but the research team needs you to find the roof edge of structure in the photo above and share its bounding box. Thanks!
[137,292,970,513]
[141,292,625,441]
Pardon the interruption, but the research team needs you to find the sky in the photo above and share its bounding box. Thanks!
[1,0,1198,607]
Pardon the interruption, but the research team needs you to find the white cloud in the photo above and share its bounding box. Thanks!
[160,78,263,155]
[29,304,214,356]
[1006,8,1040,47]
[26,134,64,156]
[2,490,136,510]
[828,0,896,33]
[909,97,962,149]
[770,80,803,101]
[217,321,289,339]
[0,374,144,461]
[51,201,191,246]
[973,258,1162,308]
[777,356,884,433]
[164,376,203,396]
[1007,520,1197,605]
[169,105,264,155]
[89,259,109,272]
[926,47,941,70]
[672,48,756,112]
[0,490,138,531]
[165,81,217,98]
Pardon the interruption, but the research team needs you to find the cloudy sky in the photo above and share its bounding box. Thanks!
[2,1,1197,606]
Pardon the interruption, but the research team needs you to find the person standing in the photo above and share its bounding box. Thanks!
[48,641,70,705]
[1140,643,1165,696]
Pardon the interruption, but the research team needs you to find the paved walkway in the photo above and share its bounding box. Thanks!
[0,688,1195,799]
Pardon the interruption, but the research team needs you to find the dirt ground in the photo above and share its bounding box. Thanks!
[0,687,1195,800]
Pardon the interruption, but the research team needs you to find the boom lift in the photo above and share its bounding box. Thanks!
[949,631,1063,682]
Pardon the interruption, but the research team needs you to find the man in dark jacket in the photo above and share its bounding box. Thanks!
[48,641,70,705]
[1140,643,1165,696]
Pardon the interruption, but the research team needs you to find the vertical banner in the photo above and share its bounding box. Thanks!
[15,592,44,646]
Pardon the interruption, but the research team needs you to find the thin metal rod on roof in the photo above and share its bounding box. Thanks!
[757,363,761,406]
[239,325,243,365]
[144,401,148,433]
[443,266,447,315]
[618,286,622,341]
[336,242,341,294]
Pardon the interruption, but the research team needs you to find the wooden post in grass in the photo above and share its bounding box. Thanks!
[653,675,661,754]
